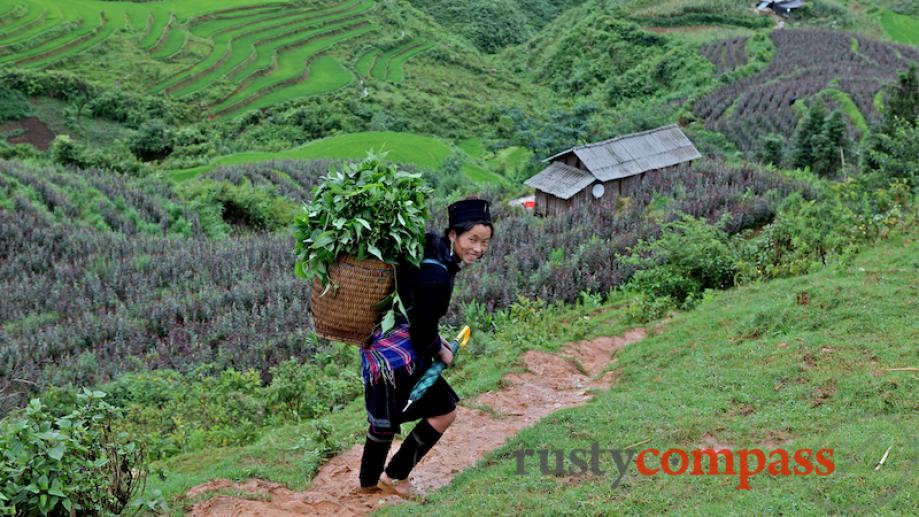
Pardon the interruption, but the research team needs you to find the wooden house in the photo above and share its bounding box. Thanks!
[524,124,701,216]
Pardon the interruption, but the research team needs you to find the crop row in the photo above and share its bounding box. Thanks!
[368,39,432,82]
[0,160,204,237]
[0,4,49,45]
[208,22,374,116]
[693,29,919,153]
[0,4,45,42]
[152,0,367,95]
[0,157,808,411]
[165,1,371,98]
[699,36,748,74]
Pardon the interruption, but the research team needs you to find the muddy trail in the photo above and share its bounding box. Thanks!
[187,328,647,516]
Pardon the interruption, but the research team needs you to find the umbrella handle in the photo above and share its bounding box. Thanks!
[455,326,470,349]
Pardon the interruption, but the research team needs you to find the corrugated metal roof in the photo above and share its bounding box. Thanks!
[545,124,701,182]
[523,162,595,200]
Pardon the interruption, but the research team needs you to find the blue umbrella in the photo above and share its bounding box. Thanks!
[402,326,470,413]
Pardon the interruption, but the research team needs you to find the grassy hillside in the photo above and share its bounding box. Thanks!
[0,1,918,514]
[138,219,917,513]
[375,222,918,515]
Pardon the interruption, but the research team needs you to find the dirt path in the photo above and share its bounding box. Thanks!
[186,328,647,516]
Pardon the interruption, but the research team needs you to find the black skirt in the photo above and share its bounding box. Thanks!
[363,354,460,435]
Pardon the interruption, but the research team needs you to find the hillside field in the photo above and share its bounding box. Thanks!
[0,0,917,514]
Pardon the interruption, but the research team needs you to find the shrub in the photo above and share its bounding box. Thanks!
[733,179,910,282]
[49,134,88,168]
[0,390,148,516]
[179,179,298,232]
[0,86,30,123]
[619,213,736,308]
[128,119,174,162]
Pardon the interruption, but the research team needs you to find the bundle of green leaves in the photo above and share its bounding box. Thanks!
[293,152,431,333]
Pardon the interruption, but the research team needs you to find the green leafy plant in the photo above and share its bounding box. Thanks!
[293,151,432,333]
[619,213,735,309]
[0,389,148,516]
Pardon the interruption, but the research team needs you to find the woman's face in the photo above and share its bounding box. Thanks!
[450,224,492,265]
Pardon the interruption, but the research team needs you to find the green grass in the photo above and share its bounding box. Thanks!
[370,39,433,82]
[167,131,506,186]
[151,17,188,60]
[139,12,171,50]
[0,4,46,43]
[455,141,531,184]
[458,137,486,158]
[27,96,132,145]
[1,12,105,66]
[0,8,66,48]
[185,4,294,40]
[124,9,149,33]
[151,7,306,93]
[143,226,918,514]
[20,12,126,69]
[493,146,533,172]
[879,9,919,46]
[377,227,919,516]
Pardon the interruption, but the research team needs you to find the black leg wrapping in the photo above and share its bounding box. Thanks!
[384,419,443,480]
[359,427,393,488]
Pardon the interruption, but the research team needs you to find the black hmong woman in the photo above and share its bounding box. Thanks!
[358,198,493,499]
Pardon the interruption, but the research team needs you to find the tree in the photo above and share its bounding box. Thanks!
[822,110,851,175]
[128,119,174,162]
[792,99,828,169]
[757,133,785,166]
[861,66,919,185]
[792,100,850,176]
[883,65,919,129]
[866,117,919,191]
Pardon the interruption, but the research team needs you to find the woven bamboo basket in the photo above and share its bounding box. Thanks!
[309,254,395,347]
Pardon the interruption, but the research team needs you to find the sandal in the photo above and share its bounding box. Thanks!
[377,473,424,502]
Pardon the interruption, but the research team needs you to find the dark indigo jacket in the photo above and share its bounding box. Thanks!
[393,231,462,358]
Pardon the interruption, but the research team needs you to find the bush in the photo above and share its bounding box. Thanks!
[128,119,174,162]
[0,86,30,123]
[49,134,87,168]
[619,213,736,308]
[179,178,298,232]
[733,179,910,282]
[0,390,148,516]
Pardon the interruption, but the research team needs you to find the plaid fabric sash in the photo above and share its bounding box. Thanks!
[361,323,418,386]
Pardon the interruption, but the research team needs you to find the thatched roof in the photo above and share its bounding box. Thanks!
[523,161,594,200]
[544,124,701,183]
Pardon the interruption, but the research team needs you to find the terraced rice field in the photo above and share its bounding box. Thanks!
[163,1,374,102]
[365,38,433,82]
[207,22,376,116]
[0,0,434,118]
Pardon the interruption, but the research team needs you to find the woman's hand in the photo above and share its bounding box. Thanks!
[437,343,454,367]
